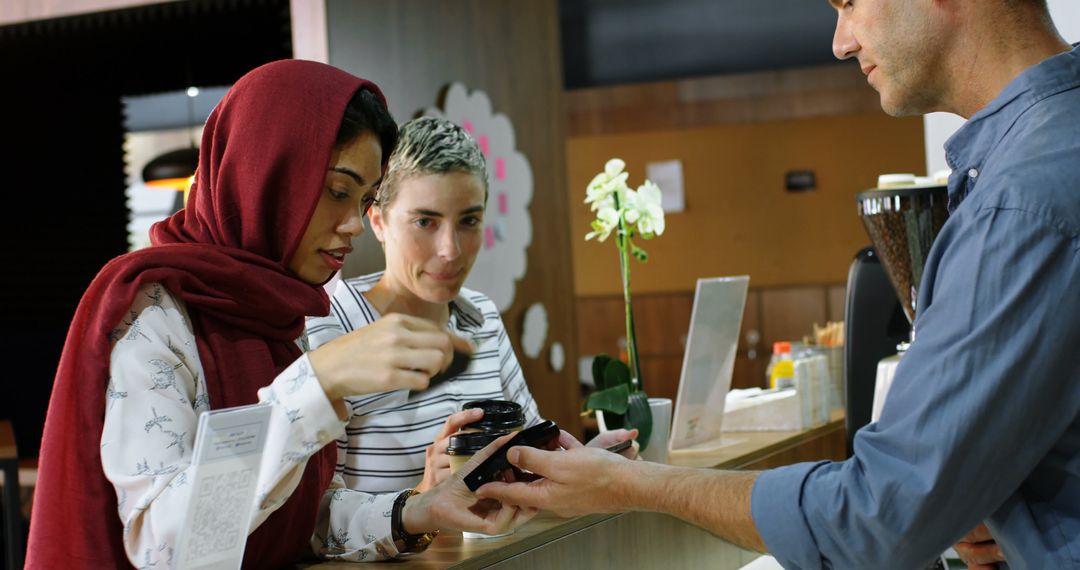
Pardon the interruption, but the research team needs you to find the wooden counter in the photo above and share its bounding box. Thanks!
[301,412,845,569]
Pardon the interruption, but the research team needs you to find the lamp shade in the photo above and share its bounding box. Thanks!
[142,147,199,190]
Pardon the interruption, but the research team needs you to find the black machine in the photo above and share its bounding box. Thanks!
[843,247,911,456]
[845,183,949,456]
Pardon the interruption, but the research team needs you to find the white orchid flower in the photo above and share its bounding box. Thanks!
[585,158,631,209]
[622,188,642,224]
[585,205,620,242]
[604,158,626,177]
[585,172,629,211]
[632,180,666,237]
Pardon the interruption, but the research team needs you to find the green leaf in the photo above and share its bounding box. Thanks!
[591,354,612,389]
[601,359,632,390]
[631,243,649,263]
[585,384,631,415]
[599,409,625,430]
[623,391,654,451]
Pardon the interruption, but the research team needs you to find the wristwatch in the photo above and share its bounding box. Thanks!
[391,489,439,553]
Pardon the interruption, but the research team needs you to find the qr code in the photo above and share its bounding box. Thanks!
[187,469,253,559]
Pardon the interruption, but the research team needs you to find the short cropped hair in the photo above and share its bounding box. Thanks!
[377,116,488,209]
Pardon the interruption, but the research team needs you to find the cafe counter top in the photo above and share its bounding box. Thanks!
[299,411,845,569]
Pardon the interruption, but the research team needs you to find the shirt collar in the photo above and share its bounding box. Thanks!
[943,44,1080,211]
[448,292,485,333]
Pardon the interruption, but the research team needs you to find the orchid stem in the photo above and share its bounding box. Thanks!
[613,193,642,392]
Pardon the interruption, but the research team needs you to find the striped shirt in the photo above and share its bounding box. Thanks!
[305,272,541,493]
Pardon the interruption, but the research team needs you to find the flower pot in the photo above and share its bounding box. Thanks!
[598,397,672,464]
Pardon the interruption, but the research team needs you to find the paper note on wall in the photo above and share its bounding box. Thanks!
[646,159,685,213]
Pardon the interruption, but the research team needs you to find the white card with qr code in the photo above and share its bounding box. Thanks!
[175,403,272,570]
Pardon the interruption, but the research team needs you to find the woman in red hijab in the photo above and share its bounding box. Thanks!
[26,60,530,569]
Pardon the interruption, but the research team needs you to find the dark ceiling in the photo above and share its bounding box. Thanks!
[123,0,846,130]
[560,0,842,88]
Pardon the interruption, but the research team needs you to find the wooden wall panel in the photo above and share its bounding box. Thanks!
[326,0,580,434]
[638,355,683,404]
[575,296,625,359]
[827,283,848,324]
[565,64,884,137]
[739,289,762,353]
[567,112,924,295]
[760,286,828,348]
[634,293,694,356]
[732,355,768,391]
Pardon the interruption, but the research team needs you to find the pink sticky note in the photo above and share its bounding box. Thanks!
[495,157,506,181]
[498,192,508,215]
[462,120,474,134]
[478,135,489,155]
[484,225,495,249]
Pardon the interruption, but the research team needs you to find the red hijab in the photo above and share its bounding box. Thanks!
[27,60,388,569]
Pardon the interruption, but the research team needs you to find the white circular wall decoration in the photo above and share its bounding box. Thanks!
[549,342,566,373]
[424,83,533,313]
[520,303,549,360]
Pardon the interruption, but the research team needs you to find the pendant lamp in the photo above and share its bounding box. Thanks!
[141,147,199,191]
[141,86,201,194]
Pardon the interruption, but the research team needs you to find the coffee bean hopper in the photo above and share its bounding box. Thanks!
[856,184,950,324]
[843,181,949,454]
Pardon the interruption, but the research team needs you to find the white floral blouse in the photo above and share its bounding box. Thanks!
[101,283,409,567]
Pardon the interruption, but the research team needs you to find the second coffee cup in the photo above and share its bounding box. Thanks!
[461,399,524,433]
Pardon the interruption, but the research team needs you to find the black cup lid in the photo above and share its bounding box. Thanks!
[447,430,509,455]
[462,399,524,430]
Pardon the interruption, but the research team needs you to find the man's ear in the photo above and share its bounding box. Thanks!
[369,206,387,243]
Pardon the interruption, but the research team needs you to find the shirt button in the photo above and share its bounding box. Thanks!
[968,168,979,178]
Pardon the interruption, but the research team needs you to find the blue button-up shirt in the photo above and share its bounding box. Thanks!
[752,45,1080,570]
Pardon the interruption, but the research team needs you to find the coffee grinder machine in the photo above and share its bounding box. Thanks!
[843,180,949,455]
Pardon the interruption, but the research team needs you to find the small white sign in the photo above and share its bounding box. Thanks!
[646,159,685,213]
[176,403,272,570]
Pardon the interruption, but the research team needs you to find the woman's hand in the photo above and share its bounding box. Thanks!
[309,313,473,412]
[415,408,484,492]
[402,433,539,536]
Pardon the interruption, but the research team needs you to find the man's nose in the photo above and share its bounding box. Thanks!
[832,12,859,60]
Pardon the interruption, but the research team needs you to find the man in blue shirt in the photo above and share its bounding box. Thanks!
[477,1,1079,568]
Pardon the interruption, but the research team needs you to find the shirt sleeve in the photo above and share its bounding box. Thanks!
[492,310,543,426]
[310,476,418,561]
[101,284,346,567]
[751,205,1080,569]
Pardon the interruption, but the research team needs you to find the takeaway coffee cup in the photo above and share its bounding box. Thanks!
[461,400,524,433]
[447,430,510,473]
[447,429,515,539]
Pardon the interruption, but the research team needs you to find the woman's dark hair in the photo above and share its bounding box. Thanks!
[335,87,398,163]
